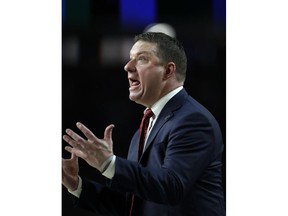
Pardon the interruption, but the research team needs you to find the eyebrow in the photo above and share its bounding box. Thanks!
[130,50,155,58]
[136,51,152,55]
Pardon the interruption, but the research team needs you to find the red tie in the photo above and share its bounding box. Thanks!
[137,108,154,160]
[129,108,154,216]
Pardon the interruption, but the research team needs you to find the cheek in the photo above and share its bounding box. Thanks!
[143,74,159,88]
[147,67,163,78]
[150,70,164,84]
[139,66,164,88]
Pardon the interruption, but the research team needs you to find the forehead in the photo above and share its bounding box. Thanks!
[129,41,158,56]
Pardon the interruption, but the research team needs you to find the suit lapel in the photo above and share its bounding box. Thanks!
[143,110,173,153]
[140,89,188,161]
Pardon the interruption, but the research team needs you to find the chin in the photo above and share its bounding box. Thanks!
[129,95,144,106]
[129,94,138,102]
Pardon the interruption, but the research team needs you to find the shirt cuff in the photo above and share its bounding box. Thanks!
[101,155,116,179]
[68,176,82,198]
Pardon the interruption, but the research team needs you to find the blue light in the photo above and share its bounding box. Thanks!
[120,0,156,30]
[212,0,226,25]
[62,0,65,21]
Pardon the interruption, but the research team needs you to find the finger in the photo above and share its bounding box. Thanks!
[64,146,73,153]
[63,134,81,148]
[76,122,99,141]
[104,124,115,140]
[65,128,86,146]
[71,148,88,160]
[65,146,87,159]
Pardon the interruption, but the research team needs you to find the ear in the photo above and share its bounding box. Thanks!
[163,62,176,80]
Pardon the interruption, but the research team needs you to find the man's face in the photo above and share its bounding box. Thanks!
[124,41,166,107]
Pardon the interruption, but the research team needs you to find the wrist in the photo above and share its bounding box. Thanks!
[99,155,115,173]
[68,176,82,198]
[69,175,80,191]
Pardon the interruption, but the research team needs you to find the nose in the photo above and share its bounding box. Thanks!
[124,59,135,73]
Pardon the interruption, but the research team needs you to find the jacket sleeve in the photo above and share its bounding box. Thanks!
[74,178,125,216]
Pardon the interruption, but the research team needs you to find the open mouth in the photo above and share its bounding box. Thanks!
[129,79,140,89]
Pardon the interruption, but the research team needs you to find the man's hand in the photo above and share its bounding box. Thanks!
[63,122,115,171]
[62,153,79,191]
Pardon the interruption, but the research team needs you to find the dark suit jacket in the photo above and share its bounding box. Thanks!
[75,89,225,216]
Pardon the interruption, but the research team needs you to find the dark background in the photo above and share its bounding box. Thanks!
[62,0,226,215]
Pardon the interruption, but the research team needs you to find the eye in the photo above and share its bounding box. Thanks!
[137,55,148,63]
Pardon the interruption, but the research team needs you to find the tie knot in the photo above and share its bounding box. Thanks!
[144,108,154,119]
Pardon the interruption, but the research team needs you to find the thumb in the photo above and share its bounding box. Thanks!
[70,152,78,162]
[104,124,115,140]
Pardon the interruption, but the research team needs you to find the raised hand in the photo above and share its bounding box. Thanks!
[63,122,115,171]
[62,152,79,191]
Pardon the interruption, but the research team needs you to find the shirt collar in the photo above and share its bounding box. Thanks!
[144,86,183,118]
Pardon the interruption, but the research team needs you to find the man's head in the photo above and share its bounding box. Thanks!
[124,32,187,108]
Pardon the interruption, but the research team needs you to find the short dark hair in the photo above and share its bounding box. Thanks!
[134,32,187,82]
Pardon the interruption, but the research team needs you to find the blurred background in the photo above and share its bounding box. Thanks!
[62,0,226,215]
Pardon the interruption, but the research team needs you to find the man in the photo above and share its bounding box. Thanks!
[62,32,225,216]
